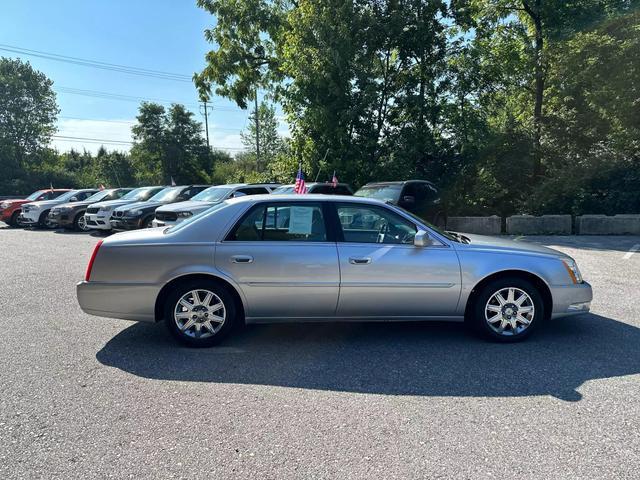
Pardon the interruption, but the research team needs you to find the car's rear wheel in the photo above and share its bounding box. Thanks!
[164,280,237,347]
[470,277,543,342]
[74,212,89,231]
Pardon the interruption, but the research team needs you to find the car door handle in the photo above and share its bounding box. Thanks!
[349,257,371,265]
[231,255,254,264]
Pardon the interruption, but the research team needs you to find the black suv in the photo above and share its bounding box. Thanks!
[354,180,442,224]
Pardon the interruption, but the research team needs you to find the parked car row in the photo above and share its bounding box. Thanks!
[0,180,444,233]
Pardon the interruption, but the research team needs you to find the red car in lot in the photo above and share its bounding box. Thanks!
[0,189,70,227]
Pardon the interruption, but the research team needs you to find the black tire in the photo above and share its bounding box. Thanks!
[164,280,237,347]
[141,215,154,228]
[469,276,544,343]
[38,210,54,228]
[8,211,20,227]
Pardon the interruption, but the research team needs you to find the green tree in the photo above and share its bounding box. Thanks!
[0,57,59,190]
[130,102,212,185]
[240,101,285,173]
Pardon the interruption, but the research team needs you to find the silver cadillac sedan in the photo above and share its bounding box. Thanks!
[77,195,592,346]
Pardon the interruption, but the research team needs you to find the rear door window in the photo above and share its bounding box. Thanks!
[228,203,327,242]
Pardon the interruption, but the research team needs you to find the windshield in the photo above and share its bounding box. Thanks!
[54,190,81,202]
[84,190,112,203]
[354,185,402,202]
[27,190,46,201]
[122,187,159,201]
[272,186,295,194]
[192,186,233,202]
[149,186,182,202]
[395,205,461,243]
[166,201,231,233]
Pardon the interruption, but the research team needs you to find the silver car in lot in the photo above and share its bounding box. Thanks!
[77,195,592,346]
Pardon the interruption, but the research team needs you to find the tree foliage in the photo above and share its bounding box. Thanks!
[198,0,639,215]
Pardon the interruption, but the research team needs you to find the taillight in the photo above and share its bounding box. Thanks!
[85,240,104,281]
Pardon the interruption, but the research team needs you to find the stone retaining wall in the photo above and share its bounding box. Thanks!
[506,215,572,235]
[445,216,501,235]
[577,215,640,235]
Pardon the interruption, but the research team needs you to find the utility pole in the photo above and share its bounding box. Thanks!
[254,90,261,172]
[200,101,212,150]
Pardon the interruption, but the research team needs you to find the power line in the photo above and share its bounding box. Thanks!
[51,134,245,151]
[54,85,245,112]
[0,43,192,82]
[58,115,244,132]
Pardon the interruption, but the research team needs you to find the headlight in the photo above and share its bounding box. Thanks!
[562,259,583,284]
[0,202,9,209]
[177,211,192,218]
[101,206,113,212]
[129,209,143,216]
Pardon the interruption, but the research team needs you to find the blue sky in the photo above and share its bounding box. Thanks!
[0,0,272,154]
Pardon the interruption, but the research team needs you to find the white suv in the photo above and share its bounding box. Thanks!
[20,189,98,228]
[152,183,280,227]
[84,186,164,231]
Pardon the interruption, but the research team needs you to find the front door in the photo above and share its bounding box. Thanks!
[333,202,461,318]
[215,201,340,320]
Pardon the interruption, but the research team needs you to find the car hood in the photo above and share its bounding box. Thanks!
[91,198,139,209]
[454,233,570,259]
[0,199,26,206]
[156,200,214,213]
[53,201,92,210]
[23,199,68,209]
[114,201,163,212]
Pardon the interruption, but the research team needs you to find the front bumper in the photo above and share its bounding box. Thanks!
[19,211,41,225]
[110,216,144,231]
[48,211,75,228]
[85,213,112,230]
[77,281,158,322]
[550,281,593,319]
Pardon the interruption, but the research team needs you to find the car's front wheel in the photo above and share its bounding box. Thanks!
[74,213,89,231]
[164,280,237,347]
[39,210,55,228]
[470,277,544,342]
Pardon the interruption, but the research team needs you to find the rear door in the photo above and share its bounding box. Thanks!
[332,202,460,318]
[215,201,340,320]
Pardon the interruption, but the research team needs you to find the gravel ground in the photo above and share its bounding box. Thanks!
[1,227,639,479]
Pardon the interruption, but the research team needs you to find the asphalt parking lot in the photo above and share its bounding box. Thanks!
[1,227,639,479]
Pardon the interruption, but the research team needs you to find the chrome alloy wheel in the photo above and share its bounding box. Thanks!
[484,287,535,336]
[173,289,226,339]
[77,215,89,231]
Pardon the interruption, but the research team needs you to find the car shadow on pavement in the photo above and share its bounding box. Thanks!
[96,314,640,401]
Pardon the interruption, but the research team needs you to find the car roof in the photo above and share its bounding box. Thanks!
[276,182,351,188]
[227,193,387,206]
[361,180,436,187]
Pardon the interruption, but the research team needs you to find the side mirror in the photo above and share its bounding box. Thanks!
[402,195,415,204]
[232,192,247,198]
[69,196,78,202]
[414,230,431,247]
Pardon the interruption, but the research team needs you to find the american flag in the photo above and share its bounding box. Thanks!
[331,171,338,188]
[294,165,307,194]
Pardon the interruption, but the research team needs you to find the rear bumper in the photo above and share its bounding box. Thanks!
[550,281,593,319]
[76,281,159,322]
